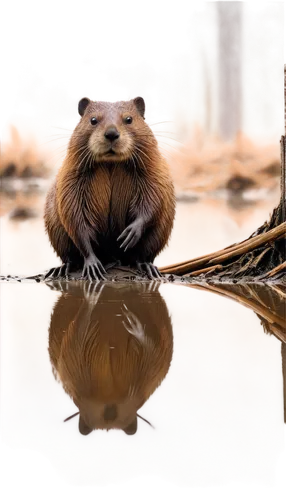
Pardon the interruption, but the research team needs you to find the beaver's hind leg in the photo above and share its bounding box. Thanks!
[44,182,83,279]
[44,231,83,279]
[136,261,162,279]
[117,253,162,279]
[117,221,163,279]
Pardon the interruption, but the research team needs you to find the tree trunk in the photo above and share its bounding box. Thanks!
[214,0,246,140]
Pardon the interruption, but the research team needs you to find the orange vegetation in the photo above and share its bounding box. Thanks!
[167,131,280,194]
[0,126,50,178]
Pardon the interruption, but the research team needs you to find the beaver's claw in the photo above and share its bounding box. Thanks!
[117,218,143,251]
[44,263,71,280]
[136,262,162,280]
[82,255,106,281]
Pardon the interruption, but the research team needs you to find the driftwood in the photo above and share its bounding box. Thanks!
[160,66,286,281]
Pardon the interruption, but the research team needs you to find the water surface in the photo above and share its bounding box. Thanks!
[0,279,285,499]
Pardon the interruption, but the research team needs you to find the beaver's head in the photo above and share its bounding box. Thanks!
[74,400,141,436]
[70,97,156,164]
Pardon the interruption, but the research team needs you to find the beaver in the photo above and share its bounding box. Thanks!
[48,281,173,435]
[44,97,175,280]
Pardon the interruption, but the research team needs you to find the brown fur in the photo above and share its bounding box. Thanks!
[48,282,173,434]
[44,98,175,268]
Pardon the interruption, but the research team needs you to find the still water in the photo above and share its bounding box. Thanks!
[0,194,285,499]
[1,283,286,485]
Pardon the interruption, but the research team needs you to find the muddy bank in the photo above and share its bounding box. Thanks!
[1,267,285,285]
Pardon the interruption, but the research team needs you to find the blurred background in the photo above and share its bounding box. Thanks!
[0,0,284,275]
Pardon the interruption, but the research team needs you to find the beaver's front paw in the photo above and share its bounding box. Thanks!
[117,218,144,251]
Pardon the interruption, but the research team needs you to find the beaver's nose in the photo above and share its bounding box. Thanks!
[104,127,120,142]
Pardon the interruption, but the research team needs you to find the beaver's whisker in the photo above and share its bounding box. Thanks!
[64,411,80,422]
[153,135,183,145]
[42,137,70,144]
[133,145,152,163]
[132,148,147,171]
[159,141,180,151]
[137,413,154,429]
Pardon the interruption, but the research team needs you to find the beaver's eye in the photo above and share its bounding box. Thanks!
[90,117,98,125]
[124,116,133,125]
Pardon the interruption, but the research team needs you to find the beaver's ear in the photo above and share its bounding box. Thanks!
[79,415,93,435]
[133,97,145,119]
[123,416,138,435]
[78,97,91,117]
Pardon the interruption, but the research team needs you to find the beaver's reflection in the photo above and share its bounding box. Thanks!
[48,281,173,435]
